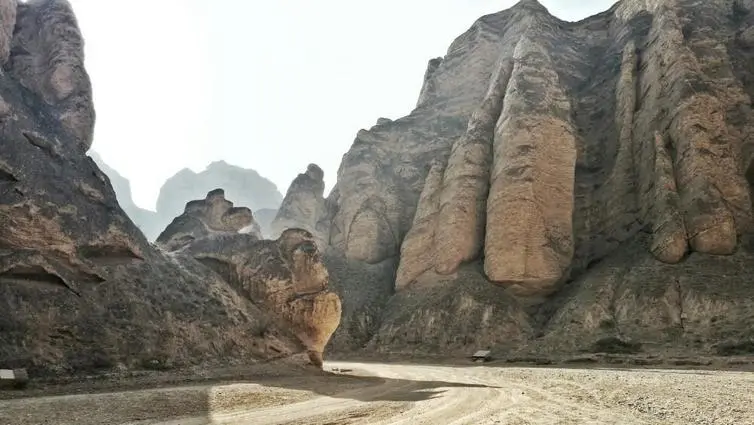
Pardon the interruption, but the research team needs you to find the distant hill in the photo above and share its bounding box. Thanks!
[90,154,283,240]
[155,160,283,228]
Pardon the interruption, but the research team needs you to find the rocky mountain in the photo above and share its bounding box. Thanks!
[154,161,283,235]
[85,156,283,241]
[5,0,754,378]
[269,0,754,359]
[0,0,339,375]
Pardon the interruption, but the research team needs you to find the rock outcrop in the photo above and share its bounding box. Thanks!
[0,1,336,375]
[8,0,95,152]
[156,188,262,251]
[318,0,754,358]
[270,164,332,249]
[157,190,341,367]
[155,161,283,233]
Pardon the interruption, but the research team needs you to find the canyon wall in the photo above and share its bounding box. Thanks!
[281,0,754,357]
[0,0,338,375]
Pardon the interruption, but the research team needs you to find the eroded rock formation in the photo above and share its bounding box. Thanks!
[87,156,282,242]
[154,161,283,239]
[157,191,341,367]
[0,0,334,375]
[156,188,262,251]
[329,0,754,288]
[270,164,332,249]
[313,0,754,357]
[9,0,95,152]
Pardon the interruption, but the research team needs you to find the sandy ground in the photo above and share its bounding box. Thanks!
[1,361,753,425]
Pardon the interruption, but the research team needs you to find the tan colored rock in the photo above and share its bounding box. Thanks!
[484,36,577,295]
[650,132,688,263]
[306,0,754,358]
[181,227,341,366]
[156,188,261,252]
[634,1,748,255]
[395,161,444,289]
[327,4,529,267]
[433,59,513,276]
[0,0,16,65]
[286,291,341,367]
[670,96,740,255]
[343,191,401,264]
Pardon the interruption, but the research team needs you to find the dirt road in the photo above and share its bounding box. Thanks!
[2,361,753,424]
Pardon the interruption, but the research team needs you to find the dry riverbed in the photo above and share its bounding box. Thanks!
[1,361,753,424]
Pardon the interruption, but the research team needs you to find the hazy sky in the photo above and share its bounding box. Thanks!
[69,0,617,211]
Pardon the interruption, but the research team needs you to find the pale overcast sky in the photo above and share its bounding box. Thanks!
[69,0,617,211]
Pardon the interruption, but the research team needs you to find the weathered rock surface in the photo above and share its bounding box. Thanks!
[9,0,94,152]
[0,1,332,375]
[270,164,332,249]
[318,0,754,358]
[156,188,261,251]
[156,198,342,367]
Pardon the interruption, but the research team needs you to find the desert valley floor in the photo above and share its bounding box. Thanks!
[1,361,753,425]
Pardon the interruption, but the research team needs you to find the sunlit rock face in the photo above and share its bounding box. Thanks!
[175,222,342,368]
[156,188,262,251]
[298,0,754,358]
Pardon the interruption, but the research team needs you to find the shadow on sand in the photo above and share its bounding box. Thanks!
[252,369,498,402]
[7,357,751,424]
[0,364,499,425]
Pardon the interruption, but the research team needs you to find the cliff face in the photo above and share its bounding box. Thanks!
[0,0,336,375]
[312,0,754,357]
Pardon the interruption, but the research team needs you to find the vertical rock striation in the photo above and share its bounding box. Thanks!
[432,59,513,276]
[484,35,577,295]
[317,0,754,357]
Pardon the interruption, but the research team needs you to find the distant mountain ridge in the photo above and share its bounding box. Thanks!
[89,154,283,240]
